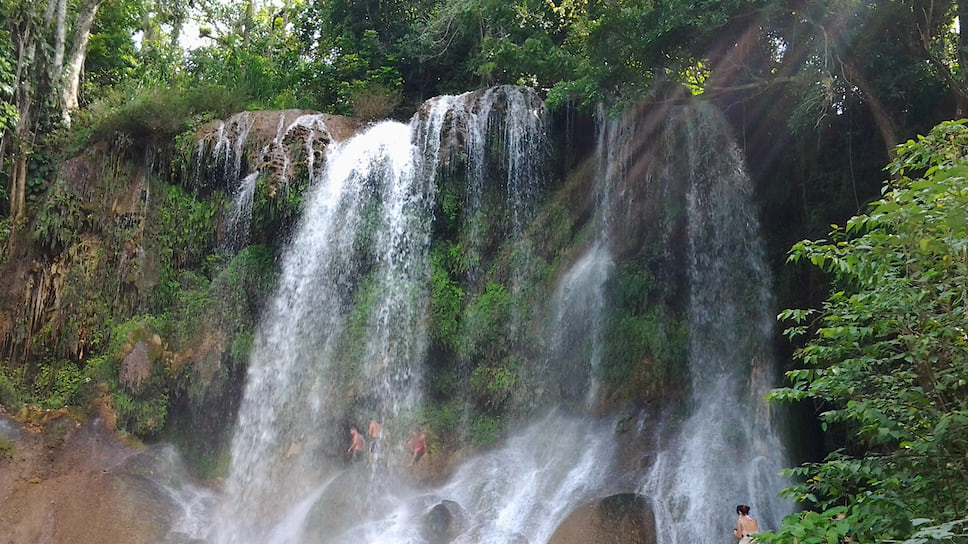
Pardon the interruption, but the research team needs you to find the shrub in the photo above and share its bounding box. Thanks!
[0,366,23,408]
[31,361,84,409]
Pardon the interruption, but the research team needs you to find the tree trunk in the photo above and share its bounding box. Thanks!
[11,139,28,222]
[242,1,254,46]
[959,0,968,115]
[48,0,67,82]
[10,92,31,221]
[8,6,40,222]
[61,0,102,125]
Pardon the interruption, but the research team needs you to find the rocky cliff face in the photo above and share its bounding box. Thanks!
[0,111,366,494]
[0,89,769,543]
[0,109,367,543]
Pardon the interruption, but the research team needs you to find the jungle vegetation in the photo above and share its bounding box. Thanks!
[3,0,968,542]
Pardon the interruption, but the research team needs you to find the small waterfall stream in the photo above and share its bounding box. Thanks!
[639,104,790,543]
[211,119,434,543]
[196,110,335,252]
[171,90,790,544]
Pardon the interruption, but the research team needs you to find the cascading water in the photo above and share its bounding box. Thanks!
[443,85,546,285]
[546,108,619,407]
[549,243,613,407]
[171,90,790,544]
[199,111,254,187]
[639,103,790,543]
[225,172,258,248]
[209,118,434,544]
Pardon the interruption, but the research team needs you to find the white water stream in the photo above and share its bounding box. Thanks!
[639,104,790,543]
[209,118,433,543]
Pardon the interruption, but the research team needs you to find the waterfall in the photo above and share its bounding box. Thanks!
[225,172,258,249]
[440,85,547,287]
[210,119,434,543]
[546,108,619,407]
[639,103,790,543]
[199,112,255,187]
[549,244,613,406]
[168,91,790,544]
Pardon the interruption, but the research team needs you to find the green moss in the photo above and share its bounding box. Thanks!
[81,317,172,438]
[469,414,502,446]
[429,245,465,350]
[470,363,517,411]
[31,361,84,409]
[144,181,220,276]
[421,399,461,450]
[331,273,379,390]
[113,389,169,437]
[600,261,689,405]
[32,185,88,253]
[460,282,511,361]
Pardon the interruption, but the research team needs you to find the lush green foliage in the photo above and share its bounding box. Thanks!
[80,316,171,436]
[76,84,246,150]
[145,181,220,275]
[602,262,688,403]
[762,119,968,544]
[429,244,465,349]
[0,10,17,134]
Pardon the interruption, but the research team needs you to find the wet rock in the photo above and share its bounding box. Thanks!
[193,110,363,192]
[422,499,468,544]
[0,415,177,544]
[548,493,656,544]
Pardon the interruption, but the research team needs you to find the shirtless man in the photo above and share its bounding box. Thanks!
[367,420,382,461]
[347,427,365,461]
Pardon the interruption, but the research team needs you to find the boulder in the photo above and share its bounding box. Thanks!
[422,499,468,544]
[548,493,656,544]
[0,412,179,544]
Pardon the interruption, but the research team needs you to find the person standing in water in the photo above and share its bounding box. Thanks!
[367,419,382,461]
[734,504,759,544]
[347,427,365,462]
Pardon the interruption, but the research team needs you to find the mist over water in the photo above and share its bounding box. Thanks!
[168,92,790,544]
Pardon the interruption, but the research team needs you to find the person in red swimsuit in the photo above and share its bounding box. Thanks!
[407,429,426,467]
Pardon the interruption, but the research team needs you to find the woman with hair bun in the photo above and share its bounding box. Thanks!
[733,504,759,544]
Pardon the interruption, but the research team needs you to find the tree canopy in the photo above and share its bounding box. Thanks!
[1,0,964,225]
